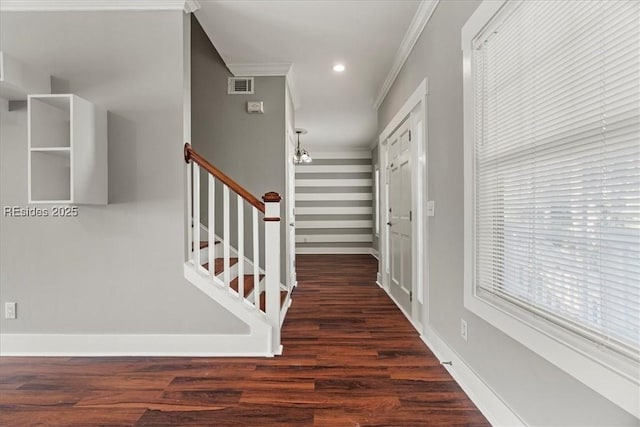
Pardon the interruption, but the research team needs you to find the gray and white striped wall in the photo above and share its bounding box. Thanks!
[295,150,373,254]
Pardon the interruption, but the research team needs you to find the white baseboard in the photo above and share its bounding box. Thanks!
[280,294,293,327]
[420,327,525,426]
[383,286,423,334]
[0,333,274,357]
[377,276,522,426]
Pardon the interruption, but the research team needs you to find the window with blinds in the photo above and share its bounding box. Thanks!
[472,0,640,360]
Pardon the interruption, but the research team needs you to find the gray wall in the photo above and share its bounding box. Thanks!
[377,1,637,425]
[191,16,287,282]
[0,11,247,334]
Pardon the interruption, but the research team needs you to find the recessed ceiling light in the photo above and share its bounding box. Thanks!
[333,64,346,72]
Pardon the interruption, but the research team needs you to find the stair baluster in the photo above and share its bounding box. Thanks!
[223,185,230,288]
[253,207,260,308]
[208,175,215,280]
[193,164,201,269]
[186,160,193,263]
[237,195,245,298]
[184,143,284,355]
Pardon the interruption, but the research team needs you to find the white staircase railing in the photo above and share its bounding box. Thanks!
[184,143,282,353]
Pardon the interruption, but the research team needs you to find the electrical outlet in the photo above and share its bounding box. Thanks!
[460,318,468,341]
[5,302,16,319]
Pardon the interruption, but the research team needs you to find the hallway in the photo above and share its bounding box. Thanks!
[0,255,489,426]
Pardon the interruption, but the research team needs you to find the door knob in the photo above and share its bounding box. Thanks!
[387,222,392,226]
[289,222,295,227]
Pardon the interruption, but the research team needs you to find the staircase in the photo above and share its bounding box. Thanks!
[183,143,291,356]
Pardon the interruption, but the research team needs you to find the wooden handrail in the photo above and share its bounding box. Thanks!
[184,143,266,213]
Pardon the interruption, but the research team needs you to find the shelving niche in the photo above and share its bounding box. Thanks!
[28,94,107,204]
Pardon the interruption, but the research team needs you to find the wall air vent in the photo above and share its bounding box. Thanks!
[228,77,254,94]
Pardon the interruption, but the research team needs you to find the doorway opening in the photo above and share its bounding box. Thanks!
[378,79,428,333]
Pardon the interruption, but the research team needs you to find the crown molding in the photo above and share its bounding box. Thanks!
[0,0,200,12]
[184,0,200,13]
[227,63,293,77]
[373,0,439,110]
[286,67,301,110]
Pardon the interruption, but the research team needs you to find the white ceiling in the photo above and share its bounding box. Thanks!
[195,0,421,149]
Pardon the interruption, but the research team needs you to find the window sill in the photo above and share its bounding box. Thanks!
[463,289,640,418]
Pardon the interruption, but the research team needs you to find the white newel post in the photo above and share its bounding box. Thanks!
[263,191,281,354]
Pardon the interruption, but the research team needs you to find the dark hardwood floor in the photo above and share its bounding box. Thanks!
[0,254,489,426]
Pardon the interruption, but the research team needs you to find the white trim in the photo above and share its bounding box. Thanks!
[0,0,200,12]
[296,193,372,201]
[373,0,439,110]
[460,0,505,51]
[420,326,525,426]
[183,12,192,261]
[296,247,375,255]
[378,78,429,334]
[182,15,192,144]
[383,284,423,334]
[296,234,372,243]
[0,333,270,357]
[461,1,640,418]
[286,71,300,110]
[183,261,274,353]
[378,79,428,145]
[184,0,200,14]
[371,249,380,260]
[279,294,293,328]
[227,63,292,77]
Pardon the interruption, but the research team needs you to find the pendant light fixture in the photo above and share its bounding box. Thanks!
[293,128,312,164]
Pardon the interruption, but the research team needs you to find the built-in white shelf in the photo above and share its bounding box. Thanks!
[0,51,51,100]
[28,94,107,205]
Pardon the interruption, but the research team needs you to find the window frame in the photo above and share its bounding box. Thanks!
[462,0,639,417]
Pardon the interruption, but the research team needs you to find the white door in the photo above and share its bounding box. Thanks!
[286,128,297,289]
[386,121,412,314]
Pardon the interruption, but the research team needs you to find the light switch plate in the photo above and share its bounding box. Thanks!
[426,200,435,217]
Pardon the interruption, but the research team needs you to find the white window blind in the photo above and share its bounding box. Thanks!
[473,0,640,360]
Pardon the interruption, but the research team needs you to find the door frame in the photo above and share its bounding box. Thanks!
[378,78,429,332]
[285,82,296,289]
[285,126,297,289]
